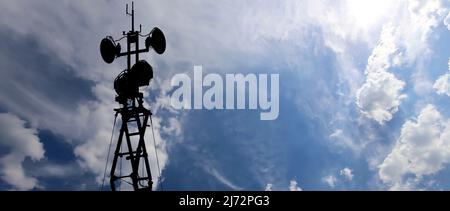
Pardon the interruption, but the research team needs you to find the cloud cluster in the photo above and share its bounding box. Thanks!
[356,0,448,125]
[0,113,44,190]
[289,180,302,191]
[379,105,450,190]
[322,167,354,189]
[264,183,273,191]
[356,26,406,124]
[433,59,450,96]
[322,175,337,188]
[354,0,450,190]
[264,179,302,191]
[434,74,450,96]
[340,167,354,181]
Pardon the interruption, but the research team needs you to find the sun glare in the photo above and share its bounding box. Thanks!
[347,0,392,28]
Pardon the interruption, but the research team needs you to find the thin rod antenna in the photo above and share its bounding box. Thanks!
[126,2,135,32]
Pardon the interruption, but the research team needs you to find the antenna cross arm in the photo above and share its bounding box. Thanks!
[117,48,150,57]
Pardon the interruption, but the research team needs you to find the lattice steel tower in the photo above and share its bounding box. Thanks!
[99,2,166,191]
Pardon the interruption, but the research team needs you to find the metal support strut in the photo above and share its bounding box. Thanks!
[109,93,153,191]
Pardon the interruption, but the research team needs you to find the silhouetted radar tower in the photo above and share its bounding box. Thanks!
[99,2,166,191]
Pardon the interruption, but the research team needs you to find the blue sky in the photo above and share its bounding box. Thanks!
[0,0,449,191]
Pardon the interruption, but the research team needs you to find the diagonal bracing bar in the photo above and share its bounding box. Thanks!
[109,95,153,191]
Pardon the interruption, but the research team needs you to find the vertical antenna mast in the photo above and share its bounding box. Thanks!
[126,2,135,32]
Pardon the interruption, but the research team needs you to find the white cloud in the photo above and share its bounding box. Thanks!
[329,129,366,154]
[322,175,337,188]
[264,180,302,191]
[321,168,353,189]
[265,183,273,191]
[356,0,448,124]
[356,71,406,124]
[356,26,406,124]
[161,117,183,138]
[404,0,447,61]
[340,167,354,181]
[289,180,302,191]
[379,104,450,190]
[0,113,44,190]
[401,0,449,98]
[433,59,450,96]
[445,11,450,30]
[205,167,242,190]
[434,73,450,96]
